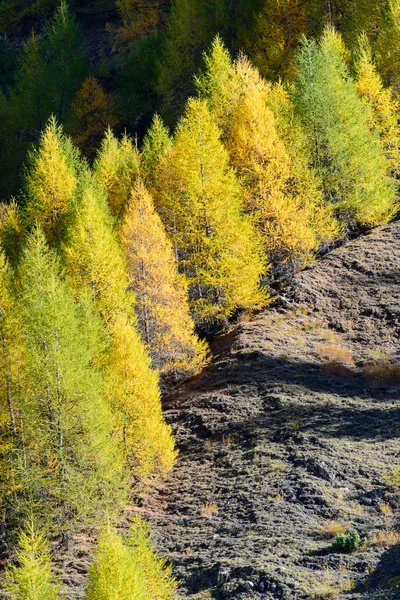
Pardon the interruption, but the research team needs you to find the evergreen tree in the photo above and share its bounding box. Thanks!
[376,0,400,93]
[154,97,266,324]
[85,526,146,600]
[251,0,308,80]
[94,129,141,219]
[0,250,27,517]
[0,200,26,267]
[293,27,397,227]
[157,0,213,123]
[24,118,79,246]
[5,522,61,600]
[17,227,125,530]
[355,34,400,178]
[86,518,177,600]
[64,179,176,476]
[115,0,171,47]
[41,1,88,122]
[141,114,172,182]
[121,181,208,374]
[69,77,117,162]
[127,516,178,600]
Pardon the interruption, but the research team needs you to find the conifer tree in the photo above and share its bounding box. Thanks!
[0,200,26,267]
[94,129,141,219]
[355,34,400,178]
[251,0,307,80]
[85,526,146,600]
[86,518,177,600]
[42,1,88,122]
[197,39,338,270]
[5,522,61,600]
[121,181,208,375]
[69,77,118,162]
[127,516,178,600]
[155,97,266,324]
[376,0,400,93]
[195,35,241,136]
[141,114,172,182]
[17,227,125,530]
[293,27,397,227]
[24,117,80,246]
[157,0,213,122]
[64,179,176,476]
[0,250,27,516]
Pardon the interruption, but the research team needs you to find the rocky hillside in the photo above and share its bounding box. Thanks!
[139,222,400,599]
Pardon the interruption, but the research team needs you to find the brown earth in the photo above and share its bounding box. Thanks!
[139,222,400,600]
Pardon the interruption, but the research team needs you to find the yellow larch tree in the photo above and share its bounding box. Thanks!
[197,38,338,272]
[141,114,173,184]
[64,177,176,477]
[24,117,79,246]
[120,181,208,376]
[154,97,266,325]
[355,34,400,179]
[94,129,141,220]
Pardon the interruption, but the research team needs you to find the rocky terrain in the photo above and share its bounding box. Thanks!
[139,222,400,599]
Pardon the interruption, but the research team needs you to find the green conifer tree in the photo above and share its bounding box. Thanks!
[141,114,172,183]
[5,522,61,600]
[293,26,397,227]
[17,227,125,530]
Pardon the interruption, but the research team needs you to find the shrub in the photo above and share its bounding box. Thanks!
[331,531,367,553]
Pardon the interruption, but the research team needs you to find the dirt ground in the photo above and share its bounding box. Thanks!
[139,222,400,599]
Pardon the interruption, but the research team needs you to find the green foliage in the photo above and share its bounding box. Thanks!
[331,531,367,553]
[5,521,61,600]
[86,518,177,600]
[293,27,397,228]
[14,227,126,531]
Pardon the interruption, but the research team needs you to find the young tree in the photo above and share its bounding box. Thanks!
[154,97,266,324]
[355,34,400,178]
[293,27,397,227]
[5,522,61,600]
[69,77,118,162]
[86,518,177,600]
[64,179,176,477]
[141,114,172,183]
[121,181,208,375]
[94,129,141,219]
[85,526,146,600]
[17,227,125,531]
[24,117,79,246]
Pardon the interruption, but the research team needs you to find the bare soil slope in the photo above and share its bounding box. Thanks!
[141,222,400,599]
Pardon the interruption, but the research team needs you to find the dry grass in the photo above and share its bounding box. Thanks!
[267,493,284,503]
[318,522,347,539]
[310,567,355,599]
[199,503,218,518]
[268,460,288,473]
[370,530,400,547]
[363,360,400,386]
[383,468,400,488]
[317,344,355,376]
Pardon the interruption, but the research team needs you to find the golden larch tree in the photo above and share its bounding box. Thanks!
[121,181,208,375]
[94,129,141,220]
[64,178,176,477]
[154,97,266,325]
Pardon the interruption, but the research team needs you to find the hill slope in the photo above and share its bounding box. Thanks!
[141,222,400,599]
